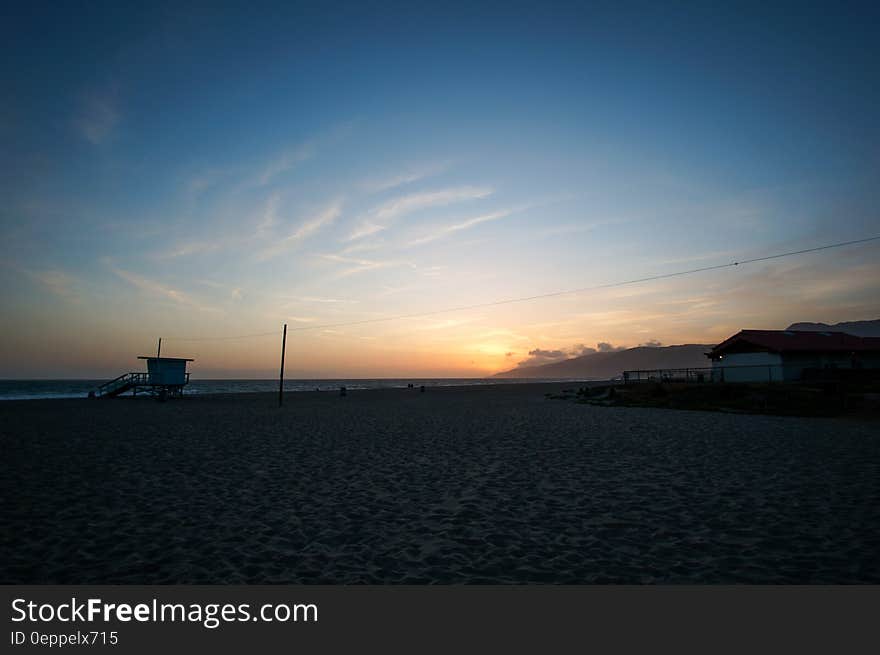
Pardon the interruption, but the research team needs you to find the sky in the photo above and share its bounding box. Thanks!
[2,1,879,378]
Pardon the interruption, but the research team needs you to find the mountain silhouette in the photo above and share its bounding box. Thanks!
[494,344,711,379]
[785,319,880,337]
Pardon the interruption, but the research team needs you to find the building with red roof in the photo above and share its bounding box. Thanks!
[706,330,880,382]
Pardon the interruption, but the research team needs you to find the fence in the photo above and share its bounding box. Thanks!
[623,364,799,384]
[623,364,880,384]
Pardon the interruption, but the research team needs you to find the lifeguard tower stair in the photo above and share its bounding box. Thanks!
[94,372,149,398]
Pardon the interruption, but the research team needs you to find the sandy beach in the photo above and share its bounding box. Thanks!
[2,383,879,584]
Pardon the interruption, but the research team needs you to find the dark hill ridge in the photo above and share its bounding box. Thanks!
[494,344,712,379]
[785,319,880,337]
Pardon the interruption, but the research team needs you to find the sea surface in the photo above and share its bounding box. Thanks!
[0,378,589,400]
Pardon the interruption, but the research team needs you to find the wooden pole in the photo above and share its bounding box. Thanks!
[278,323,287,407]
[155,338,162,386]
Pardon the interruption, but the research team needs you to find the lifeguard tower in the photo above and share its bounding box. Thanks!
[93,356,194,398]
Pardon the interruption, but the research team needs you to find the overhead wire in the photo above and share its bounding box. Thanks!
[161,234,880,341]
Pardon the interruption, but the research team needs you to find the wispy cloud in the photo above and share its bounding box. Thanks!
[251,121,355,188]
[361,161,451,193]
[186,173,217,197]
[257,143,314,186]
[373,186,493,222]
[348,220,388,241]
[74,92,118,144]
[288,296,359,304]
[652,249,740,267]
[348,186,493,240]
[413,317,479,331]
[375,283,419,297]
[157,194,340,261]
[259,200,343,260]
[184,168,232,199]
[197,279,244,301]
[154,223,251,259]
[261,192,282,227]
[18,267,79,301]
[109,264,219,312]
[160,240,227,258]
[419,265,447,278]
[320,253,410,278]
[408,209,512,246]
[337,239,386,255]
[537,218,625,238]
[109,266,190,303]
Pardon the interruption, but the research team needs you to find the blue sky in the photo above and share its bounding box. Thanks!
[2,1,879,377]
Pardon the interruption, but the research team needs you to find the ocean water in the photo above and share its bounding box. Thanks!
[0,378,584,400]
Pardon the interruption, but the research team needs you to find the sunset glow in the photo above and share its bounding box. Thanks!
[3,3,879,378]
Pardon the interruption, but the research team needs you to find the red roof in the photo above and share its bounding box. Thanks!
[709,330,880,356]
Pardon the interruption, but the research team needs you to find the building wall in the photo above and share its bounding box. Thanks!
[712,352,784,382]
[781,352,880,374]
[781,352,844,373]
[712,351,880,382]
